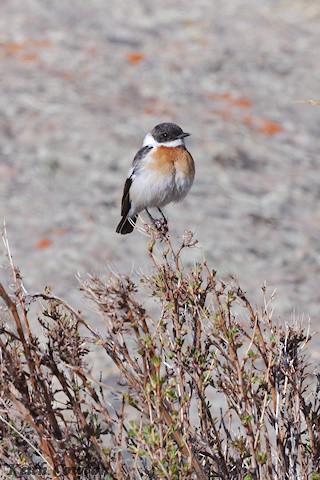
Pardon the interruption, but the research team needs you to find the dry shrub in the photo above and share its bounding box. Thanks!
[0,228,319,479]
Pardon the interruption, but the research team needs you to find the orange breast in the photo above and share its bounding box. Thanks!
[149,146,195,178]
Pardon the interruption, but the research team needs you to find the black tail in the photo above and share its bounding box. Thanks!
[116,215,137,235]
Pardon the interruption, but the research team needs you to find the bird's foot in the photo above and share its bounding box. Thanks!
[154,216,168,236]
[144,208,168,237]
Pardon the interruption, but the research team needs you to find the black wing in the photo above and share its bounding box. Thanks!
[120,145,152,218]
[120,176,133,217]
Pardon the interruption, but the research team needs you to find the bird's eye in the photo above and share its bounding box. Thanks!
[163,133,168,138]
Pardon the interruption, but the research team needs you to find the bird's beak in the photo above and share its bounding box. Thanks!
[179,132,191,138]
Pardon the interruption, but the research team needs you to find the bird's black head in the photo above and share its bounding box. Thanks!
[151,122,190,143]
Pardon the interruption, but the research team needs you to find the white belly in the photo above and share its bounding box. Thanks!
[129,167,193,216]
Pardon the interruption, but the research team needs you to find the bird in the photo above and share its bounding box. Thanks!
[116,122,195,235]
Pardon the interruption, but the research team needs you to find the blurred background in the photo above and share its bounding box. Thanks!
[1,0,320,355]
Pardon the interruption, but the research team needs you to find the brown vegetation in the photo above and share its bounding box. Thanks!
[0,227,319,479]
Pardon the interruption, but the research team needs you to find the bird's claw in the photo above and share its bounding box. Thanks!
[154,216,168,236]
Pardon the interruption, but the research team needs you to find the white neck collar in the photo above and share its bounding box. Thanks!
[143,132,184,148]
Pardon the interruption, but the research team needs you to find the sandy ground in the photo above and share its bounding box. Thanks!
[1,0,320,362]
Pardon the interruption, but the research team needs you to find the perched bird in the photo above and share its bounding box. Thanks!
[116,122,195,235]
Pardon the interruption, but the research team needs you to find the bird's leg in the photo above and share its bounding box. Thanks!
[145,207,161,230]
[145,208,168,235]
[157,208,168,227]
[156,208,168,235]
[145,208,156,224]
